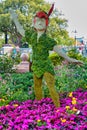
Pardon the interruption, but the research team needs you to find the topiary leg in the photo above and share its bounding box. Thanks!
[33,75,43,100]
[44,72,60,107]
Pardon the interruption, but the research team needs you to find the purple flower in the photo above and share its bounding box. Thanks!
[0,89,87,129]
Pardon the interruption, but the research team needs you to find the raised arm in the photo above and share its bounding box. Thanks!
[9,9,25,36]
[53,45,83,65]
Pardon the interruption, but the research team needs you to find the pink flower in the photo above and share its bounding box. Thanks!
[0,89,87,129]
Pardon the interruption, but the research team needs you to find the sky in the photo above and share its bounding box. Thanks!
[46,0,87,39]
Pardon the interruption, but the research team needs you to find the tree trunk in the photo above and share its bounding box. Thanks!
[5,31,8,44]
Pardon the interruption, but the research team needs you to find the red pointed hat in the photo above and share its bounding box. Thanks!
[35,4,54,19]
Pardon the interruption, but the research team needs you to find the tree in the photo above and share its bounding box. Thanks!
[0,0,73,46]
[0,0,27,45]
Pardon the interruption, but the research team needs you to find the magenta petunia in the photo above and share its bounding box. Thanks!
[0,88,87,129]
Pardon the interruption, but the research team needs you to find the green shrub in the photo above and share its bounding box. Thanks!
[10,52,21,64]
[0,72,34,106]
[0,39,4,48]
[55,63,87,92]
[0,53,22,73]
[0,54,15,73]
[67,48,87,62]
[49,52,64,66]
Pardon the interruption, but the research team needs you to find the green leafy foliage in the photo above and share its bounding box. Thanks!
[37,120,46,127]
[10,51,21,64]
[49,52,64,66]
[0,54,21,73]
[0,38,4,47]
[67,48,87,64]
[68,48,85,60]
[55,63,87,92]
[0,54,15,73]
[0,72,34,106]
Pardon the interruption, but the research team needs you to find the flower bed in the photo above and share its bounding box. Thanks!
[0,88,87,130]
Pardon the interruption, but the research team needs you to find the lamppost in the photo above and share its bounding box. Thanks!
[72,29,77,46]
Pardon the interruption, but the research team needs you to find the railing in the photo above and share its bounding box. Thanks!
[20,48,32,54]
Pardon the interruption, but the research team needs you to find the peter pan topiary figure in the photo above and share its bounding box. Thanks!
[10,4,83,107]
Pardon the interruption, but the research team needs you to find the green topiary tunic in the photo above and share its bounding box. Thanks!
[25,30,56,78]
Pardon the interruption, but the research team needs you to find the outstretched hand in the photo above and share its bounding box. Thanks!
[68,58,84,66]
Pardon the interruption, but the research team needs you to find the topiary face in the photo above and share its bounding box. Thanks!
[33,17,47,31]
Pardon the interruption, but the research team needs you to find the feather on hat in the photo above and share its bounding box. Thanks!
[35,3,54,18]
